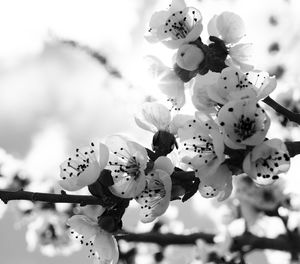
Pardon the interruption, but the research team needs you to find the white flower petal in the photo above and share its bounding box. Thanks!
[99,143,109,170]
[218,100,270,148]
[169,0,187,13]
[153,156,175,175]
[207,15,219,37]
[216,12,246,44]
[67,215,98,240]
[135,102,171,132]
[94,232,119,264]
[243,139,290,186]
[136,169,172,223]
[59,144,102,191]
[198,164,232,200]
[169,114,194,135]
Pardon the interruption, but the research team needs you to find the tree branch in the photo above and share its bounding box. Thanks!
[232,232,300,253]
[263,96,300,125]
[0,189,101,205]
[119,232,215,246]
[119,231,300,254]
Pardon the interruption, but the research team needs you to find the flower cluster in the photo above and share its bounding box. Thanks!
[55,0,295,263]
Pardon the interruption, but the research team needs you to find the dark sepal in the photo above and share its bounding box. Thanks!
[152,130,177,157]
[98,215,117,233]
[88,177,122,207]
[174,63,198,82]
[171,170,196,181]
[146,148,157,161]
[205,36,228,73]
[98,169,114,187]
[182,178,200,202]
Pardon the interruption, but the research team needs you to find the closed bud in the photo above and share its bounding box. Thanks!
[176,44,205,71]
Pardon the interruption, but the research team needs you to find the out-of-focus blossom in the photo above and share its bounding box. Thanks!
[176,44,205,71]
[145,0,203,49]
[135,101,193,135]
[106,135,148,199]
[146,56,185,109]
[207,12,253,71]
[135,156,174,223]
[196,231,232,263]
[191,72,220,114]
[198,164,233,201]
[218,99,270,149]
[26,210,80,256]
[177,113,224,175]
[207,66,277,105]
[243,139,290,186]
[68,214,118,264]
[235,175,288,212]
[59,142,109,191]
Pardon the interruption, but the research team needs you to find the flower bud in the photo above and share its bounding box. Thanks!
[176,44,205,71]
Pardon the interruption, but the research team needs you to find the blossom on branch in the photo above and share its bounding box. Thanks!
[105,135,148,199]
[59,143,109,191]
[145,0,203,49]
[191,72,220,114]
[218,99,270,149]
[135,156,174,223]
[177,112,225,175]
[145,56,186,109]
[207,66,277,105]
[135,101,191,135]
[68,214,118,264]
[207,11,253,70]
[198,164,233,201]
[243,139,291,185]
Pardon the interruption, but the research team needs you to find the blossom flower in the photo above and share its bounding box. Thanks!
[105,135,148,199]
[146,56,186,109]
[59,142,109,191]
[135,101,193,135]
[191,72,220,114]
[243,139,290,185]
[135,156,174,223]
[177,112,225,176]
[26,210,80,257]
[198,164,233,201]
[68,214,118,264]
[207,11,253,71]
[145,0,203,49]
[207,66,277,105]
[235,175,289,212]
[196,231,233,262]
[218,99,270,149]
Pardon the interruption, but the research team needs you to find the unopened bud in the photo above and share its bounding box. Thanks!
[176,44,205,71]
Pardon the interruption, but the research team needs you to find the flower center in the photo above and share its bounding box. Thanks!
[163,10,199,40]
[125,156,140,179]
[234,115,256,140]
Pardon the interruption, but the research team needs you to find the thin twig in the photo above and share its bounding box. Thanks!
[0,189,101,206]
[263,96,300,125]
[118,232,215,246]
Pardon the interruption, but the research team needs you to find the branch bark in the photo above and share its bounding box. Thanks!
[119,232,215,246]
[0,189,101,205]
[119,231,300,254]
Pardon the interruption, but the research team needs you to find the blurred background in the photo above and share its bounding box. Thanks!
[1,0,300,263]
